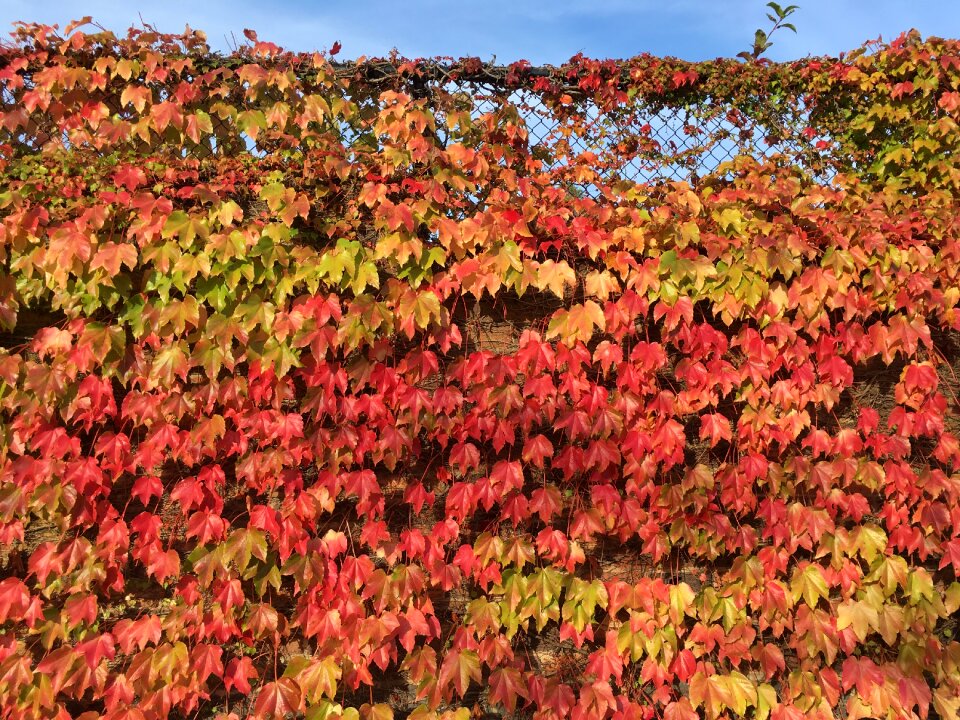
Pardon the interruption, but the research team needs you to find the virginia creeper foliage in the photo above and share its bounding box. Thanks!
[0,18,959,720]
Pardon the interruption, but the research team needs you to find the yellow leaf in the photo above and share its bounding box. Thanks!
[361,704,392,720]
[945,582,960,614]
[725,671,758,716]
[852,524,887,563]
[411,291,441,330]
[546,300,605,346]
[836,599,878,642]
[613,225,646,251]
[585,270,620,301]
[689,673,734,720]
[667,583,696,625]
[535,259,576,298]
[791,563,829,608]
[755,683,779,720]
[934,686,960,720]
[115,58,136,80]
[679,220,700,246]
[715,207,745,235]
[296,656,341,702]
[217,200,243,227]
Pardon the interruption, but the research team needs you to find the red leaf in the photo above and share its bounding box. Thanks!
[0,578,29,624]
[74,633,115,669]
[489,460,524,493]
[224,656,258,695]
[841,656,884,696]
[670,649,696,683]
[191,644,224,684]
[664,699,699,720]
[186,512,227,544]
[403,481,435,514]
[113,165,147,190]
[939,538,960,574]
[276,413,304,445]
[757,643,785,679]
[522,434,554,468]
[671,69,699,88]
[585,630,624,682]
[488,666,529,713]
[113,616,162,654]
[444,482,476,522]
[64,593,97,627]
[150,101,183,132]
[253,678,302,719]
[541,679,576,718]
[438,648,481,698]
[131,475,163,506]
[939,90,960,112]
[142,542,180,583]
[699,413,732,447]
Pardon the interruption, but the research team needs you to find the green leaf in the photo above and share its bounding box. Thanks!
[563,577,609,632]
[238,109,267,138]
[162,210,208,245]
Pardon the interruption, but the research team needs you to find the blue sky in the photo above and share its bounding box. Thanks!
[1,1,959,64]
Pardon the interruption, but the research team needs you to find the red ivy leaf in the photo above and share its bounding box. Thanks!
[699,413,732,447]
[253,678,302,719]
[488,666,529,713]
[438,648,481,699]
[224,656,258,695]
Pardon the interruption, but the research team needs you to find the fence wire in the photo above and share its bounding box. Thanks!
[0,55,830,192]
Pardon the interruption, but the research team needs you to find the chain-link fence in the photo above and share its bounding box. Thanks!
[339,60,829,187]
[0,53,831,191]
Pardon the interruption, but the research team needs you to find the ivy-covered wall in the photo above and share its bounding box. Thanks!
[1,20,960,720]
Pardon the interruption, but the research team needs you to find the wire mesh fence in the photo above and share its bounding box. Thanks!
[0,53,831,192]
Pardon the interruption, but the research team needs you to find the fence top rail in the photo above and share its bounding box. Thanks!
[0,20,836,103]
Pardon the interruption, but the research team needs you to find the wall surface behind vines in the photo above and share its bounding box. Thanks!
[1,20,960,720]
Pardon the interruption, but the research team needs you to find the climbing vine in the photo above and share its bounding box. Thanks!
[0,18,959,720]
